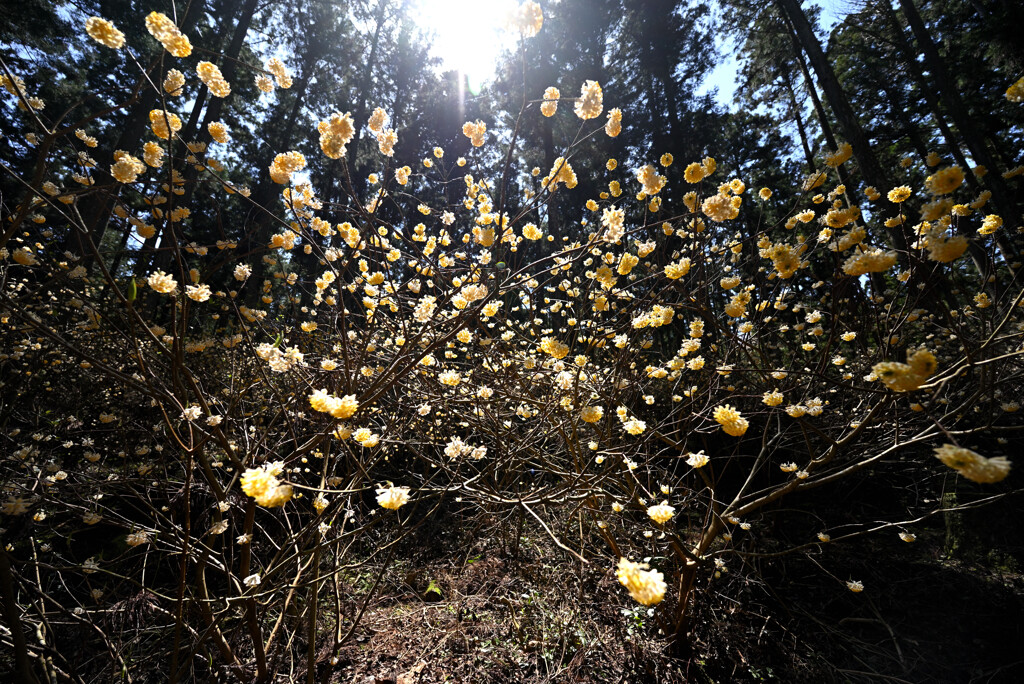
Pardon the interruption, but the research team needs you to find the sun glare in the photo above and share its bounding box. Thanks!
[412,0,518,91]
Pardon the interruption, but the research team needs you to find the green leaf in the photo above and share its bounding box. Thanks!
[425,579,442,597]
[127,278,137,302]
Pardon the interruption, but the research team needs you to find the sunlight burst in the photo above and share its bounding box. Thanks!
[412,0,518,90]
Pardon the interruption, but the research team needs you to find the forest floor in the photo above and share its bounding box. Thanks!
[312,519,1024,684]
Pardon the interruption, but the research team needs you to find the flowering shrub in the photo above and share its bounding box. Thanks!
[0,3,1021,680]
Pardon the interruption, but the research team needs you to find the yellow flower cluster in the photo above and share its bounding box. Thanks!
[646,502,675,524]
[978,214,1002,235]
[266,57,293,88]
[147,270,177,295]
[185,284,211,302]
[539,336,569,360]
[541,86,559,117]
[240,461,293,507]
[580,405,603,423]
[761,242,805,279]
[462,120,486,147]
[916,223,968,263]
[149,109,182,140]
[208,121,229,143]
[802,170,826,191]
[664,258,691,279]
[544,157,578,191]
[841,247,898,276]
[269,151,306,184]
[505,1,543,37]
[377,128,397,156]
[724,290,751,318]
[701,191,741,222]
[636,164,667,196]
[605,108,622,137]
[575,80,603,120]
[684,157,716,183]
[368,107,388,134]
[933,445,1010,483]
[376,484,411,510]
[924,166,964,195]
[1007,77,1024,103]
[85,17,124,49]
[714,404,748,436]
[824,142,853,168]
[438,370,461,386]
[522,223,543,240]
[872,349,936,392]
[145,12,192,58]
[616,558,666,606]
[110,151,145,183]
[197,61,231,97]
[888,185,912,203]
[317,112,355,159]
[308,389,359,420]
[163,69,185,96]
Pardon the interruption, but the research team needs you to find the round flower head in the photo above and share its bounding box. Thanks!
[605,108,622,137]
[240,461,293,507]
[887,185,912,203]
[110,151,145,183]
[506,1,543,37]
[1007,77,1024,103]
[575,80,603,120]
[147,270,177,295]
[462,120,486,147]
[824,142,853,168]
[196,61,231,97]
[924,166,964,195]
[163,69,185,96]
[208,121,230,144]
[85,17,125,49]
[318,112,355,159]
[269,151,306,184]
[714,404,748,436]
[541,86,559,117]
[145,12,192,57]
[149,109,182,140]
[376,484,410,510]
[934,444,1010,483]
[646,502,676,525]
[616,558,666,606]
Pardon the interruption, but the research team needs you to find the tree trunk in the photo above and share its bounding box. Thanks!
[347,0,392,202]
[782,71,815,172]
[896,0,1018,259]
[78,1,206,271]
[776,0,892,194]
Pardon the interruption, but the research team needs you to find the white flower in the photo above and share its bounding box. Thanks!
[244,573,261,587]
[126,531,150,547]
[685,451,709,468]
